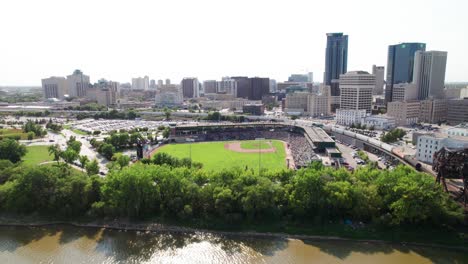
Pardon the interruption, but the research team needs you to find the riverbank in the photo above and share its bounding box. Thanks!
[0,216,466,252]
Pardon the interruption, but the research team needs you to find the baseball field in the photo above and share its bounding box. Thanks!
[155,140,287,171]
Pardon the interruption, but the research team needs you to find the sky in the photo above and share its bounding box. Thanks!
[0,0,467,86]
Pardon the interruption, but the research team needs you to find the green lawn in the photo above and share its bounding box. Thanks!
[0,128,32,140]
[155,140,286,171]
[23,145,53,166]
[71,129,89,135]
[240,140,272,149]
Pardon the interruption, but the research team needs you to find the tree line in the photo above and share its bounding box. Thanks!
[0,148,463,227]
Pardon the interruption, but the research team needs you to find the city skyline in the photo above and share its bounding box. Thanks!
[0,0,466,85]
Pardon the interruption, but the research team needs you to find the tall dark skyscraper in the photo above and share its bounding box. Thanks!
[385,42,426,103]
[231,77,269,100]
[324,33,348,90]
[250,77,270,100]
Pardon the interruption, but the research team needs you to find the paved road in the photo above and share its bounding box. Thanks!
[61,129,108,173]
[23,129,108,174]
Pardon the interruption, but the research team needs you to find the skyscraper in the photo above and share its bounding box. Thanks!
[385,42,426,103]
[181,77,199,98]
[203,80,217,94]
[250,77,270,100]
[67,69,90,98]
[42,77,67,99]
[412,50,447,100]
[324,33,348,87]
[339,71,375,113]
[372,65,385,95]
[131,76,149,90]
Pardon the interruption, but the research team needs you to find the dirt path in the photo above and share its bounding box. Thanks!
[283,141,295,169]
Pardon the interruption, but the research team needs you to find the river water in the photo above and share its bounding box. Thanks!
[0,226,466,264]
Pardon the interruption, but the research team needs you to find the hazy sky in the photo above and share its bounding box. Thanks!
[1,0,466,85]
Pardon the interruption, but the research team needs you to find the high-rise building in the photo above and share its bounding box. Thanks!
[339,71,374,113]
[132,76,149,90]
[42,77,68,99]
[324,33,348,86]
[385,42,426,103]
[150,79,157,89]
[165,79,171,85]
[203,80,218,94]
[288,74,309,83]
[308,72,314,83]
[250,77,270,100]
[87,79,120,107]
[67,70,90,98]
[157,80,164,87]
[181,77,199,98]
[217,78,237,96]
[413,50,447,100]
[372,65,385,95]
[231,76,250,98]
[269,79,277,93]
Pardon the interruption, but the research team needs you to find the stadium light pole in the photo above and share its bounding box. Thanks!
[186,138,195,167]
[256,138,265,176]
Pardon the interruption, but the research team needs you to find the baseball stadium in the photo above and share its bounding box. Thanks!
[153,122,339,171]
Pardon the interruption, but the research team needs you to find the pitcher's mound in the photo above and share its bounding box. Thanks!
[225,141,276,153]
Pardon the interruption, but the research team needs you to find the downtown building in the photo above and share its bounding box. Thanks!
[132,76,149,90]
[412,50,448,100]
[285,92,329,117]
[217,77,237,96]
[324,33,348,112]
[42,77,68,99]
[67,70,90,98]
[87,80,120,107]
[339,71,375,113]
[372,65,385,95]
[181,77,199,98]
[447,98,468,125]
[385,42,426,103]
[155,83,183,107]
[203,80,217,94]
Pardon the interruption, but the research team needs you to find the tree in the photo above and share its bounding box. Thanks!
[93,130,101,135]
[99,143,115,160]
[115,154,130,169]
[27,131,35,140]
[61,149,78,164]
[162,127,170,138]
[0,138,27,163]
[79,155,89,168]
[67,140,82,153]
[86,159,100,175]
[48,144,62,164]
[164,109,171,120]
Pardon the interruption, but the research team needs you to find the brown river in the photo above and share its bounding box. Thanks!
[0,226,466,263]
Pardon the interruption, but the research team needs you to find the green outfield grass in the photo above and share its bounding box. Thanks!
[23,145,53,166]
[156,140,287,171]
[240,140,271,149]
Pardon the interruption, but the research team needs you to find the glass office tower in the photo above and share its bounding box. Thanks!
[385,42,426,103]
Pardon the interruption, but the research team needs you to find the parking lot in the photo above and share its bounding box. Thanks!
[71,119,181,134]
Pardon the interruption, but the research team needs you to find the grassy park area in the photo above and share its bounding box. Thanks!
[23,145,53,166]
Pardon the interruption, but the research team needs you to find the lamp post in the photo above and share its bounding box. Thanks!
[186,138,195,167]
[255,137,265,176]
